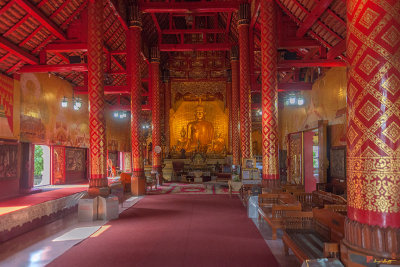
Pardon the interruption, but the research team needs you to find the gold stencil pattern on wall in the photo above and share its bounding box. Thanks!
[171,81,226,102]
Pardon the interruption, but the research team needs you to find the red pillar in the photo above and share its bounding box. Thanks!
[231,48,240,166]
[164,80,171,156]
[127,3,145,196]
[341,0,400,263]
[151,47,162,182]
[226,72,232,154]
[260,0,279,182]
[238,3,252,160]
[87,0,108,196]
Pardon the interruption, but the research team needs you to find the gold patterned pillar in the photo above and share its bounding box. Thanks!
[341,0,400,263]
[151,47,163,182]
[165,78,171,155]
[127,3,145,196]
[238,3,252,160]
[88,0,108,197]
[226,70,232,154]
[231,47,240,165]
[260,0,279,182]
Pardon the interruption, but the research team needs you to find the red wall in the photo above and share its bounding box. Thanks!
[0,179,19,200]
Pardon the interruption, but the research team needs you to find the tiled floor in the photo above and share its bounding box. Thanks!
[0,195,298,267]
[251,217,299,267]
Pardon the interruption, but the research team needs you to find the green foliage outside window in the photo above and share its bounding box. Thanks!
[34,146,44,176]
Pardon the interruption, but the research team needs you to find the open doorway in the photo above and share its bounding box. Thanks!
[34,145,51,186]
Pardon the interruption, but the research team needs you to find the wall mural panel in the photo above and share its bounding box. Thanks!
[0,144,18,181]
[20,73,90,147]
[52,146,65,184]
[66,148,86,172]
[330,147,346,179]
[18,73,130,152]
[0,74,14,139]
[287,132,303,184]
[123,152,131,172]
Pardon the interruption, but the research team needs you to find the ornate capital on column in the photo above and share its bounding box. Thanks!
[230,46,239,61]
[150,47,160,63]
[238,3,250,25]
[128,1,142,28]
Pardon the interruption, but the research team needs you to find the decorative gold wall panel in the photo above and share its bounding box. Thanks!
[171,81,226,102]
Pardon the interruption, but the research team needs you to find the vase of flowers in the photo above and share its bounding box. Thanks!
[229,174,242,191]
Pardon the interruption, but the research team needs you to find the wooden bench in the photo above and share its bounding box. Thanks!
[323,204,347,215]
[282,208,345,263]
[312,190,347,208]
[258,193,298,209]
[258,203,302,239]
[282,184,305,194]
[293,192,313,211]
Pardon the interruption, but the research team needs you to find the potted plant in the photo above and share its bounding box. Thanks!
[229,174,242,192]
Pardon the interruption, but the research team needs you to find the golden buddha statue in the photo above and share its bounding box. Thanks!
[186,104,214,152]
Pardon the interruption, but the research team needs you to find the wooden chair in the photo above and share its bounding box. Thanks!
[120,172,132,192]
[282,208,345,263]
[258,203,302,239]
[323,204,347,215]
[293,192,313,211]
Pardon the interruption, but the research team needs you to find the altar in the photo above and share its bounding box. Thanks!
[162,156,231,183]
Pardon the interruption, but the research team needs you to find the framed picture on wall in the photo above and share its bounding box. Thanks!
[251,168,261,180]
[330,146,346,180]
[242,169,252,180]
[0,143,18,181]
[242,158,256,169]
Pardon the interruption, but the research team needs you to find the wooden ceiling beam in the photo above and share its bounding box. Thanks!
[140,1,239,13]
[278,39,321,49]
[278,82,313,91]
[108,0,128,31]
[296,0,333,38]
[250,82,313,92]
[44,42,87,52]
[160,43,232,51]
[14,0,67,40]
[18,63,87,73]
[49,0,72,19]
[327,39,346,59]
[278,59,346,68]
[0,36,38,65]
[162,29,225,34]
[0,1,14,16]
[60,1,87,29]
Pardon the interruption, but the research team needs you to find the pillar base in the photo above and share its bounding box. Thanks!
[88,186,110,198]
[340,218,400,266]
[131,170,146,196]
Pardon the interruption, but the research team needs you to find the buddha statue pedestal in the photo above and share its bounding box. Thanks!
[193,170,203,183]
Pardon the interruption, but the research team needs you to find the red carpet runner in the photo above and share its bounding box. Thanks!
[48,194,279,267]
